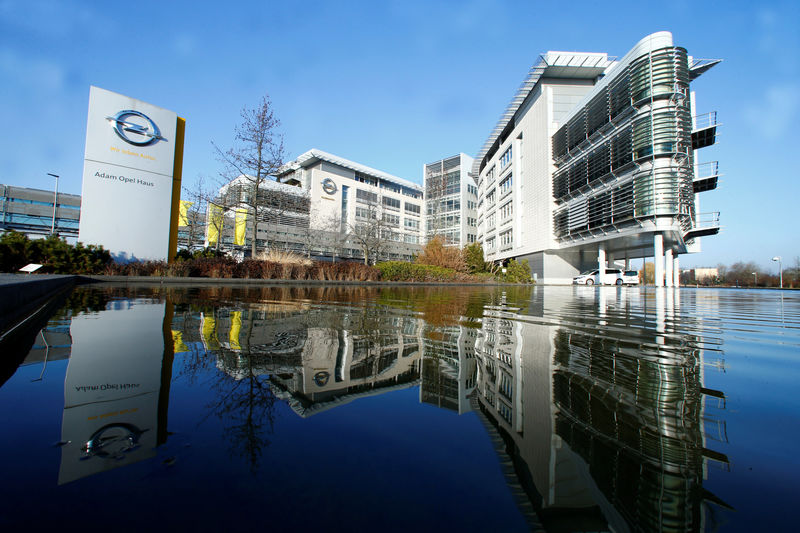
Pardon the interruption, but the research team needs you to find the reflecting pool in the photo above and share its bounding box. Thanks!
[1,284,799,531]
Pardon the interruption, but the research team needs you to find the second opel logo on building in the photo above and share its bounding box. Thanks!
[106,110,165,146]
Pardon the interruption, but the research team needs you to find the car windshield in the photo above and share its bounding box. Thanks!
[625,270,637,276]
[579,270,597,275]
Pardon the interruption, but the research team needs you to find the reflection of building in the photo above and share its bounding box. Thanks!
[420,324,477,414]
[181,301,427,417]
[472,288,729,531]
[1,184,81,238]
[424,154,477,246]
[474,32,720,286]
[57,299,173,485]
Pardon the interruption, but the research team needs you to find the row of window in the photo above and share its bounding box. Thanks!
[355,188,421,215]
[351,171,422,199]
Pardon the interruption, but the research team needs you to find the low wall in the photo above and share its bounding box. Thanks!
[0,275,77,338]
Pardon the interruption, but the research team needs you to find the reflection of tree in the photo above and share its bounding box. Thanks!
[176,305,305,472]
[207,356,276,472]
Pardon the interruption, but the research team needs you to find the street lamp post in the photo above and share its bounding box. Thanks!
[772,256,782,289]
[752,272,757,286]
[47,173,59,235]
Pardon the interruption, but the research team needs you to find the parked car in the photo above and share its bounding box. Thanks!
[573,268,638,285]
[621,270,640,285]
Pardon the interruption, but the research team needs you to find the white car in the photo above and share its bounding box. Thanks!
[573,268,639,286]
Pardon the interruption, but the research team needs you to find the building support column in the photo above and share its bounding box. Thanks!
[665,249,674,287]
[625,257,631,270]
[598,244,606,285]
[673,255,680,287]
[654,234,664,287]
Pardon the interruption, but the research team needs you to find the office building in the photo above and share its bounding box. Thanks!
[423,153,477,246]
[1,184,81,238]
[474,32,720,285]
[275,149,424,262]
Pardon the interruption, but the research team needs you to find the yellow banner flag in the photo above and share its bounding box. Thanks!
[172,330,189,354]
[201,313,220,350]
[229,311,242,350]
[178,200,193,226]
[234,208,247,246]
[206,204,223,244]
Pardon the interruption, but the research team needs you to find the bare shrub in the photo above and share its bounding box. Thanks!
[416,236,466,272]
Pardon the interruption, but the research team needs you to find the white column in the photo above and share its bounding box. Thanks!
[654,233,664,287]
[673,255,680,287]
[665,249,674,287]
[598,244,606,285]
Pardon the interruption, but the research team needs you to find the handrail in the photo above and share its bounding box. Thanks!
[693,111,718,131]
[692,211,720,229]
[695,161,719,180]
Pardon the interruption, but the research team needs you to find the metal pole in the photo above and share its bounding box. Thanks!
[47,173,59,235]
[773,256,783,289]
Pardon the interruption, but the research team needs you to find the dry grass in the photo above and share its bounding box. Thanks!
[256,250,313,266]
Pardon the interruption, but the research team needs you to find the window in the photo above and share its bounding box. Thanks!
[355,171,377,186]
[467,184,478,196]
[382,196,400,210]
[341,185,349,231]
[486,211,496,230]
[467,200,476,210]
[382,213,400,226]
[380,180,400,193]
[402,187,422,199]
[467,217,477,227]
[487,236,496,250]
[356,189,377,203]
[355,207,376,219]
[404,234,419,244]
[485,166,496,186]
[405,202,420,215]
[500,201,513,220]
[500,146,512,168]
[487,189,496,208]
[499,173,512,195]
[500,229,513,248]
[405,218,420,230]
[467,234,476,243]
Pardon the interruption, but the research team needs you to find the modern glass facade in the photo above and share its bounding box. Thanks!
[552,46,695,239]
[424,153,476,246]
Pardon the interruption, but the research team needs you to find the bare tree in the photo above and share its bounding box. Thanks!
[348,197,392,265]
[323,213,349,263]
[181,175,215,252]
[214,95,286,257]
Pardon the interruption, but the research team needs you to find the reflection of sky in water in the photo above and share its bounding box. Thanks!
[1,285,798,531]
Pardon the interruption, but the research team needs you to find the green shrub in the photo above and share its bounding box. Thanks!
[377,261,463,282]
[0,231,31,271]
[497,259,533,284]
[0,232,111,274]
[463,242,486,273]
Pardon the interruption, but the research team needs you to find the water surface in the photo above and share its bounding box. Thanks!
[1,284,798,532]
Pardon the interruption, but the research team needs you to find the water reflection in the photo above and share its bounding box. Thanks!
[16,284,735,531]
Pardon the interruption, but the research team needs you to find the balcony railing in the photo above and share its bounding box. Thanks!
[693,111,718,132]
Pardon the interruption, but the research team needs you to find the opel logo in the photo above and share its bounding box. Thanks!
[106,110,165,146]
[321,177,337,195]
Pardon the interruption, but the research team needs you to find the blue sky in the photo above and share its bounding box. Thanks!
[1,0,797,269]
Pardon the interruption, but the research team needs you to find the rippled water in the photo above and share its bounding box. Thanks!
[1,284,798,532]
